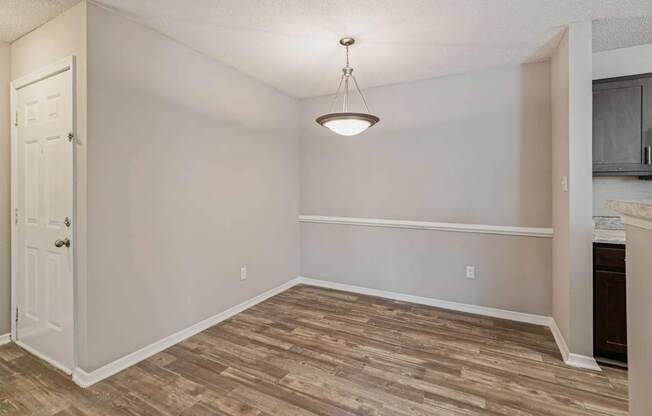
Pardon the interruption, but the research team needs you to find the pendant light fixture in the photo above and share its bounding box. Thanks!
[316,37,379,136]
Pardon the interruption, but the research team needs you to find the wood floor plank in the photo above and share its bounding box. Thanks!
[0,285,628,415]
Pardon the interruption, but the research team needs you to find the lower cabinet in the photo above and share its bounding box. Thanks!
[593,243,628,364]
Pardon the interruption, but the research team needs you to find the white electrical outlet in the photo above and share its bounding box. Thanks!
[561,176,569,192]
[240,266,247,281]
[466,266,476,279]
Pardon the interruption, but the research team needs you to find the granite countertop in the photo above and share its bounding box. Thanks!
[593,216,626,244]
[606,200,652,222]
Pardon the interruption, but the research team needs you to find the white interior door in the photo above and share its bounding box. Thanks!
[14,68,74,373]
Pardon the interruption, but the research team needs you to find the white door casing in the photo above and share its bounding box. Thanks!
[12,60,75,374]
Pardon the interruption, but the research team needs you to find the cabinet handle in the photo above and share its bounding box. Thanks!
[647,146,652,165]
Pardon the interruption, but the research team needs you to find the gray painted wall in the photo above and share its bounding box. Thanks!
[551,29,571,346]
[300,63,553,315]
[302,225,552,315]
[83,3,300,371]
[550,22,594,357]
[0,42,10,335]
[566,22,594,357]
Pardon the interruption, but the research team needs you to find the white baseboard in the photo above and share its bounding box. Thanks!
[73,278,302,388]
[548,318,570,362]
[72,275,601,388]
[297,277,602,372]
[16,340,72,375]
[545,318,601,371]
[0,334,73,374]
[296,277,551,326]
[565,353,602,371]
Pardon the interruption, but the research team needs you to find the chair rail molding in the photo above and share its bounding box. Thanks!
[299,215,554,238]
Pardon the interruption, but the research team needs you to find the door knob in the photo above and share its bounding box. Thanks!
[54,238,70,248]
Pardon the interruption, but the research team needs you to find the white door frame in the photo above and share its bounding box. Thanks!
[10,56,78,374]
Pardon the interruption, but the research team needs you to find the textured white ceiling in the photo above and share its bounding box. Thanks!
[92,0,652,98]
[0,0,81,42]
[4,1,652,97]
[593,15,652,52]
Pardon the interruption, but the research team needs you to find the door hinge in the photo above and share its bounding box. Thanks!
[14,208,18,225]
[14,111,18,127]
[15,307,18,340]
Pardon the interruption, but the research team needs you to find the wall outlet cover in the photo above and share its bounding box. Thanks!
[466,266,476,279]
[561,176,569,192]
[240,266,247,281]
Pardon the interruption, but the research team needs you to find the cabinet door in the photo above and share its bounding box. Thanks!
[594,270,628,362]
[643,77,652,169]
[593,79,646,174]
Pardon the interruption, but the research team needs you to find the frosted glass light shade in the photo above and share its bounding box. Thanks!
[316,112,379,136]
[324,119,371,136]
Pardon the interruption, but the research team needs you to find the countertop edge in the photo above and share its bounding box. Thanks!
[607,200,652,231]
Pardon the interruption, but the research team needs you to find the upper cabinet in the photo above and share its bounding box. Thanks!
[593,74,652,176]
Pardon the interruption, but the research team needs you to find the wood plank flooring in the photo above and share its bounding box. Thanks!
[0,285,628,415]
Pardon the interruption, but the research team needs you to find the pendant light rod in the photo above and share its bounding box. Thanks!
[343,41,351,113]
[351,74,370,113]
[329,37,371,114]
[343,75,349,112]
[328,75,344,113]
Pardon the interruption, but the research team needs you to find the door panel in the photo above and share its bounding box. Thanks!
[46,252,63,330]
[15,68,74,373]
[25,247,39,319]
[45,134,67,228]
[24,139,40,224]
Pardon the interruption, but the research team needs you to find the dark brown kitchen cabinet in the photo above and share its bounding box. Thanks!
[593,74,652,176]
[593,243,627,364]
